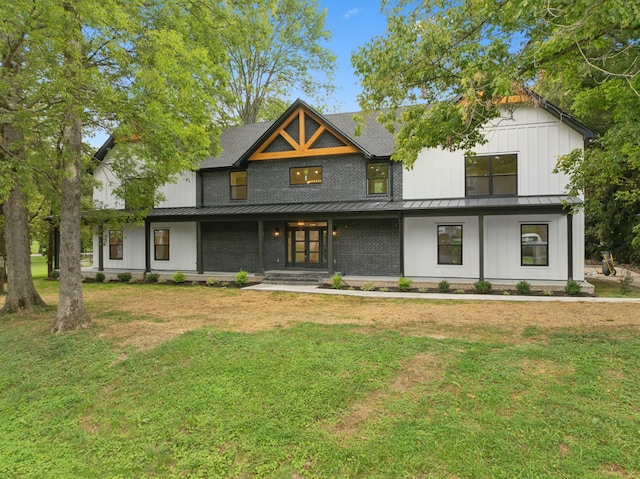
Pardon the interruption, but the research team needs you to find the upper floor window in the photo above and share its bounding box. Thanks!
[438,225,463,265]
[230,171,247,200]
[290,167,322,185]
[521,224,548,266]
[108,230,123,260]
[367,162,389,195]
[154,229,170,261]
[465,154,517,196]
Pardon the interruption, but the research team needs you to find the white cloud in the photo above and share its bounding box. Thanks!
[344,8,360,19]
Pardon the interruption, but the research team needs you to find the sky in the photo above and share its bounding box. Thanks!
[310,1,388,113]
[88,2,389,148]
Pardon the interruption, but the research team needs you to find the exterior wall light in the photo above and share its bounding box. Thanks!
[332,227,337,237]
[274,228,280,237]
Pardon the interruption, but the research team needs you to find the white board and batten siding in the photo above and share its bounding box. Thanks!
[403,212,584,281]
[93,222,198,272]
[403,105,586,200]
[93,151,198,209]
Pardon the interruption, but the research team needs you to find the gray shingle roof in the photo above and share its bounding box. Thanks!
[199,100,396,170]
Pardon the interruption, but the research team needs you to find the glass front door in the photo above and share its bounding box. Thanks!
[287,222,327,268]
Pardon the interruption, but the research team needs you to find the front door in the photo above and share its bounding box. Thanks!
[287,222,327,268]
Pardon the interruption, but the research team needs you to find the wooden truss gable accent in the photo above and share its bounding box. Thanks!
[248,106,360,161]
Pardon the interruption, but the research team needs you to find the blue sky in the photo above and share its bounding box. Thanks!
[313,1,388,113]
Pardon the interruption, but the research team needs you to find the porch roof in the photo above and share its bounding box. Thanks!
[146,195,581,220]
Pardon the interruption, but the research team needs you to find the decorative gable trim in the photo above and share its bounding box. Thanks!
[248,106,360,161]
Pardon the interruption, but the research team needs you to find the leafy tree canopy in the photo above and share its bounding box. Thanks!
[219,0,336,124]
[353,0,640,261]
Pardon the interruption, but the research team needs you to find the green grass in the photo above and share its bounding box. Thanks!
[588,278,640,298]
[1,298,640,478]
[31,255,49,279]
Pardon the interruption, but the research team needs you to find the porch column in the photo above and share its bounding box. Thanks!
[327,218,334,275]
[258,220,264,274]
[97,227,104,272]
[399,213,405,277]
[478,214,484,281]
[144,218,151,273]
[567,212,574,281]
[196,220,203,274]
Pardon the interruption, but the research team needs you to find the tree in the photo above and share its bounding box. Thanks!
[220,0,335,124]
[1,0,228,330]
[352,0,640,260]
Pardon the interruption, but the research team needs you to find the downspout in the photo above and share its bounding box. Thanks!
[567,212,574,281]
[478,214,484,281]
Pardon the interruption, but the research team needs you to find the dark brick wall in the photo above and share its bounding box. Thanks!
[332,218,401,276]
[201,221,259,272]
[201,155,403,206]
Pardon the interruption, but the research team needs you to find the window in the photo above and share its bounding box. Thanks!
[108,230,123,260]
[521,224,548,266]
[290,167,322,185]
[367,162,389,194]
[154,229,170,261]
[465,154,517,196]
[438,225,463,265]
[230,171,247,200]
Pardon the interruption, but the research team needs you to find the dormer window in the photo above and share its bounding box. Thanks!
[367,162,389,195]
[465,154,517,196]
[290,167,322,185]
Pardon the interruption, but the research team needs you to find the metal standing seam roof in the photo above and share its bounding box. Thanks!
[147,195,581,219]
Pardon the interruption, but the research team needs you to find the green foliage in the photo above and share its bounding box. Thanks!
[564,280,582,296]
[49,270,60,280]
[619,271,634,295]
[474,280,492,294]
[398,277,413,291]
[516,280,531,295]
[331,273,342,289]
[360,281,376,291]
[219,0,335,124]
[145,273,160,283]
[437,280,450,293]
[205,277,219,287]
[95,272,105,283]
[117,272,132,283]
[172,271,186,284]
[235,269,248,287]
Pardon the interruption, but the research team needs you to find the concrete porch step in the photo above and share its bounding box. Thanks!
[262,270,328,285]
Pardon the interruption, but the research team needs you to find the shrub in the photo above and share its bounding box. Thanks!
[619,270,634,295]
[128,278,137,284]
[146,273,160,283]
[418,287,427,293]
[117,272,132,282]
[380,287,389,292]
[205,277,219,286]
[158,278,167,284]
[455,289,465,294]
[564,280,582,296]
[474,280,492,294]
[398,277,413,291]
[516,280,531,295]
[437,280,450,293]
[235,269,249,287]
[50,270,59,279]
[331,273,343,289]
[172,271,186,284]
[543,289,552,296]
[95,272,105,283]
[361,281,376,291]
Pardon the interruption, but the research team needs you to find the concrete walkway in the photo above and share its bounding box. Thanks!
[245,283,640,303]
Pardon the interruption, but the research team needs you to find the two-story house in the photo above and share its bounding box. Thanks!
[92,94,594,285]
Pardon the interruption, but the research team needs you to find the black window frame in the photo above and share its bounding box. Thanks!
[366,162,389,195]
[108,230,123,260]
[229,170,247,200]
[290,166,322,185]
[437,225,463,265]
[465,154,518,197]
[521,224,549,266]
[154,229,170,261]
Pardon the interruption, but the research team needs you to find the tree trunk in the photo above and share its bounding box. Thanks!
[50,110,90,332]
[1,186,46,314]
